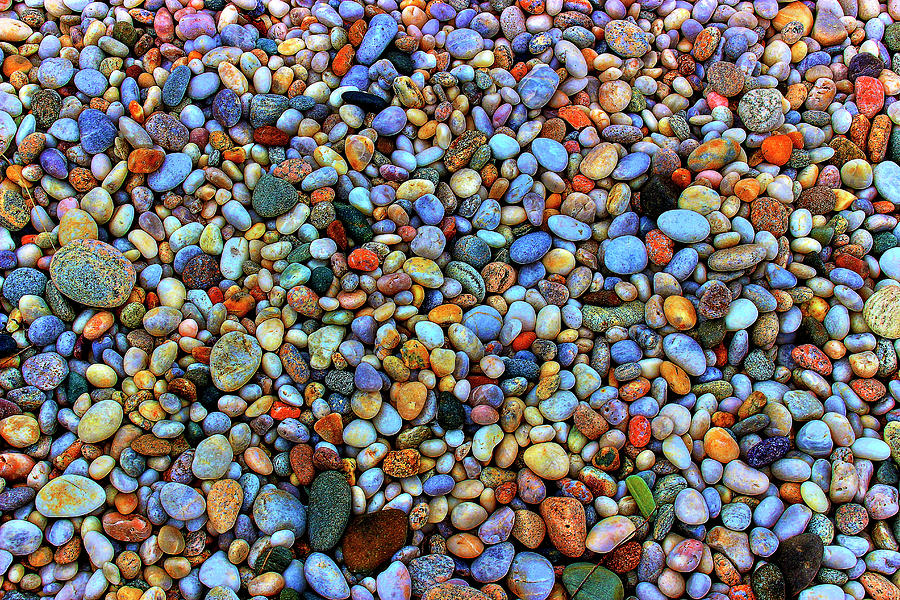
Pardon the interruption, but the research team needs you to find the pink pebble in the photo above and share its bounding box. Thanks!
[707,92,729,108]
[56,198,79,219]
[697,170,723,186]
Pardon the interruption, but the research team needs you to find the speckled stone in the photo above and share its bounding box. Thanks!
[50,239,136,308]
[0,190,29,231]
[252,173,300,218]
[738,89,784,132]
[210,332,263,391]
[308,470,351,552]
[342,509,409,572]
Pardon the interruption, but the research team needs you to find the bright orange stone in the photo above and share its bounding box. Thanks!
[760,134,793,166]
[704,427,739,462]
[127,149,165,173]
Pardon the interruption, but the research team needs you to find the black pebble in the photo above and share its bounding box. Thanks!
[340,91,389,112]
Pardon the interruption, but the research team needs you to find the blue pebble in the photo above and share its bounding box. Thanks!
[28,315,65,346]
[509,231,552,264]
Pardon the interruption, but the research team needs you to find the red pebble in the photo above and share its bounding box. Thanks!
[851,378,886,402]
[856,76,885,118]
[729,584,756,600]
[571,174,595,193]
[791,344,833,376]
[645,229,674,266]
[628,415,651,447]
[440,216,457,239]
[398,225,417,241]
[707,92,729,108]
[512,331,537,351]
[326,220,348,250]
[253,125,290,146]
[347,248,379,271]
[270,401,303,420]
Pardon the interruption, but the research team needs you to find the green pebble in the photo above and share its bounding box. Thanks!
[626,90,646,113]
[653,474,687,504]
[801,317,830,347]
[308,267,334,296]
[445,261,485,301]
[808,513,834,545]
[287,243,312,264]
[46,282,75,322]
[411,167,440,185]
[691,380,733,400]
[334,203,373,244]
[889,127,900,161]
[308,471,351,552]
[874,231,898,254]
[695,319,725,347]
[562,564,623,600]
[396,425,430,449]
[652,502,674,540]
[437,393,464,430]
[816,568,847,585]
[66,372,88,400]
[479,466,515,487]
[744,349,775,380]
[185,421,205,445]
[383,49,414,75]
[322,310,354,325]
[886,23,900,51]
[120,303,146,329]
[750,563,785,600]
[625,474,656,519]
[111,22,139,47]
[469,145,492,170]
[582,302,646,332]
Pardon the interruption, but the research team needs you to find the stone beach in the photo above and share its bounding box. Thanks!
[0,0,899,599]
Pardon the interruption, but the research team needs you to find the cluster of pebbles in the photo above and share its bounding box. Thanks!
[0,0,900,599]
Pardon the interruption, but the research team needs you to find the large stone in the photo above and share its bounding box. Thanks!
[562,564,624,600]
[864,285,900,338]
[50,239,135,308]
[517,65,559,109]
[342,508,408,572]
[771,533,824,596]
[35,475,105,517]
[252,173,299,218]
[210,331,262,391]
[77,400,123,443]
[874,161,900,205]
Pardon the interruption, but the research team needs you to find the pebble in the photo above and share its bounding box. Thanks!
[0,1,896,600]
[35,475,105,517]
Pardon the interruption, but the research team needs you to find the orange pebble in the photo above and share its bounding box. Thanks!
[2,55,31,77]
[512,331,537,351]
[671,168,692,187]
[760,134,793,166]
[545,193,562,209]
[114,492,139,514]
[710,411,736,428]
[703,427,739,462]
[780,482,803,503]
[734,178,761,202]
[178,319,199,337]
[83,312,116,340]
